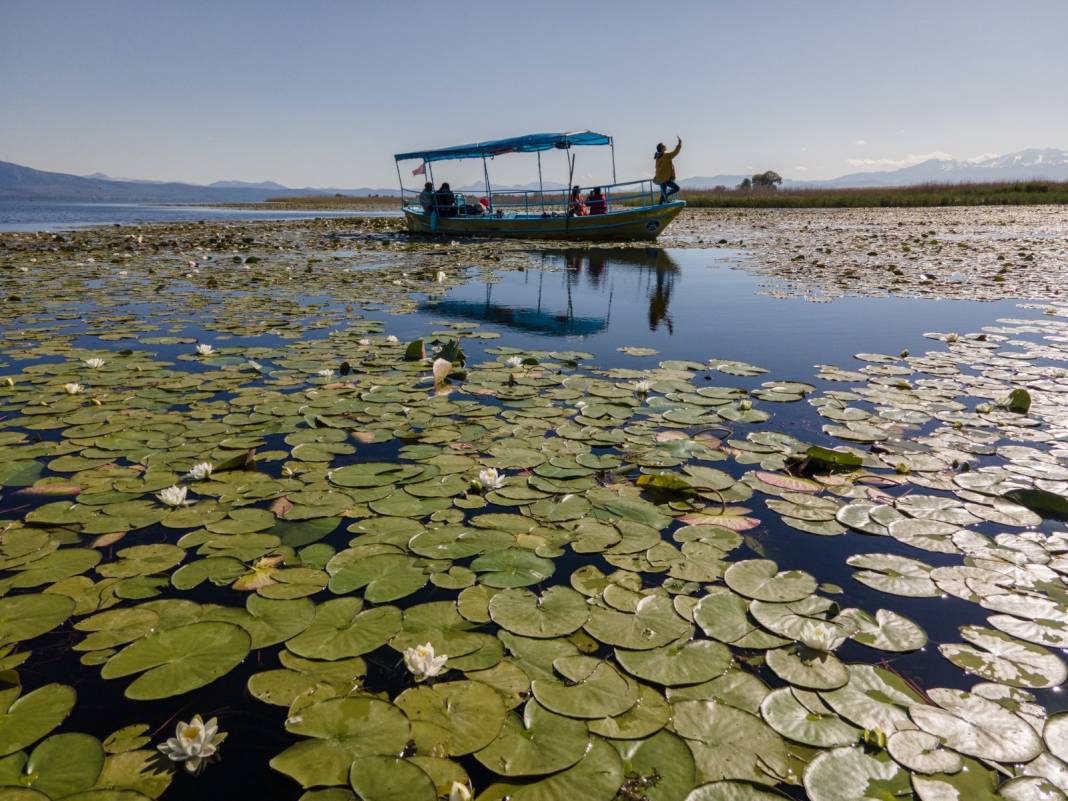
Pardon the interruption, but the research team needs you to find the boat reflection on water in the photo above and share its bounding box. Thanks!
[420,248,680,339]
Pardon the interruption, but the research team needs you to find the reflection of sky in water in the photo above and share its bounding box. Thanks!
[420,247,1028,376]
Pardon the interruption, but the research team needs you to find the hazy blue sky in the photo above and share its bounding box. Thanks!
[2,0,1066,187]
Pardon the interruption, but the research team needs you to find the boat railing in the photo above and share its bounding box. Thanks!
[401,178,663,217]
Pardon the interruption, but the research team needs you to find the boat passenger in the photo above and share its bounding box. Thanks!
[463,197,484,216]
[568,185,588,217]
[654,136,682,204]
[419,182,434,213]
[434,183,457,217]
[587,187,607,215]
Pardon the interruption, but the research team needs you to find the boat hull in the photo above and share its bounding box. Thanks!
[402,202,685,241]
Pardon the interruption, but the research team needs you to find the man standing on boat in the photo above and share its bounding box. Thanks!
[654,136,682,204]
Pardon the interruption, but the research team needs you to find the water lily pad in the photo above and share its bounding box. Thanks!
[476,737,623,801]
[347,756,436,801]
[0,684,76,757]
[16,733,104,798]
[286,600,401,660]
[531,656,638,719]
[271,697,410,788]
[802,747,909,801]
[759,687,860,747]
[613,731,696,801]
[473,700,589,777]
[470,549,554,588]
[724,560,816,603]
[939,626,1067,688]
[909,687,1042,763]
[885,729,962,774]
[488,587,588,638]
[0,593,75,645]
[615,640,732,686]
[584,596,690,650]
[100,621,251,699]
[395,680,506,756]
[673,699,789,784]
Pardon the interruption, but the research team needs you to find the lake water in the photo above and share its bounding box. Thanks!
[2,239,1065,800]
[0,199,400,231]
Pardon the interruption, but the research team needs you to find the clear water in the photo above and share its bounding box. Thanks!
[0,199,401,231]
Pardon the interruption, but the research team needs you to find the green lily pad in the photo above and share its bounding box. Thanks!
[348,756,436,801]
[470,549,555,588]
[395,680,506,756]
[286,600,401,660]
[473,700,589,777]
[100,621,251,699]
[531,656,638,719]
[723,560,817,603]
[0,684,77,757]
[487,587,588,638]
[909,687,1043,763]
[0,593,75,646]
[476,737,624,801]
[939,626,1067,688]
[615,640,732,686]
[802,747,909,801]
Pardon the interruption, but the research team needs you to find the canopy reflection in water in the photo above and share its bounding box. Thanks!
[420,248,679,338]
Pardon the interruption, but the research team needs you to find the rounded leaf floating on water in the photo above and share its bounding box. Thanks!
[476,737,624,801]
[271,696,411,788]
[0,683,77,757]
[802,746,910,801]
[348,755,437,801]
[683,781,794,800]
[0,593,75,646]
[908,687,1043,763]
[286,600,401,660]
[473,699,589,777]
[759,687,860,748]
[615,639,732,686]
[885,729,962,775]
[723,560,817,603]
[487,587,588,638]
[672,699,790,785]
[470,548,555,588]
[531,656,638,719]
[20,732,105,799]
[100,621,251,700]
[583,595,690,650]
[395,680,506,756]
[938,625,1067,688]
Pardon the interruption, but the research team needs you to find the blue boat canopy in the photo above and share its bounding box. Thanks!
[394,131,611,164]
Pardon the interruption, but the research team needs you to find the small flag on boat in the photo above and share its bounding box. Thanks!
[412,162,426,176]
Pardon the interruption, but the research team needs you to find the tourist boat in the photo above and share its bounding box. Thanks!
[393,131,685,241]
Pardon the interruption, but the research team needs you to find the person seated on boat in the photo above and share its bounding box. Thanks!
[654,136,682,204]
[568,185,588,217]
[587,187,607,215]
[463,196,485,216]
[434,183,457,217]
[419,182,435,213]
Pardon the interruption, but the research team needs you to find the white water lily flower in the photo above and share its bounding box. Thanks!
[633,380,652,393]
[63,383,84,395]
[432,357,451,387]
[195,343,214,356]
[504,356,523,369]
[436,271,447,283]
[358,338,371,346]
[246,360,263,371]
[157,714,225,774]
[386,335,399,344]
[157,485,188,507]
[738,399,753,411]
[404,642,448,681]
[450,782,473,801]
[478,467,505,491]
[84,358,106,369]
[317,369,335,378]
[187,462,213,481]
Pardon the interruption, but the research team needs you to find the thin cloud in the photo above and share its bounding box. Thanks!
[793,166,809,171]
[846,151,953,168]
[853,139,867,146]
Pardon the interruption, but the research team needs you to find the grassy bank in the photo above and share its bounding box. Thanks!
[680,180,1068,208]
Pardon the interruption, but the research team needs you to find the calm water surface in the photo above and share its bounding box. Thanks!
[0,199,400,231]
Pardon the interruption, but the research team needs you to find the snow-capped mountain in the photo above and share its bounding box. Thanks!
[821,148,1068,187]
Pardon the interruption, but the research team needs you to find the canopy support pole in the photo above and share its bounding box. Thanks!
[394,161,403,206]
[482,154,492,211]
[610,137,617,184]
[537,152,545,213]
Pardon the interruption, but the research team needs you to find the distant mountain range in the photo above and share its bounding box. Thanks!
[0,161,397,203]
[2,148,1067,202]
[679,148,1068,190]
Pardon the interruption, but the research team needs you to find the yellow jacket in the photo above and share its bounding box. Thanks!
[654,142,681,183]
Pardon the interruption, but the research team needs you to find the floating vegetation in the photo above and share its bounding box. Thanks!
[1,216,1068,800]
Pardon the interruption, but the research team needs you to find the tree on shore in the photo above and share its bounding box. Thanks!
[751,171,783,190]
